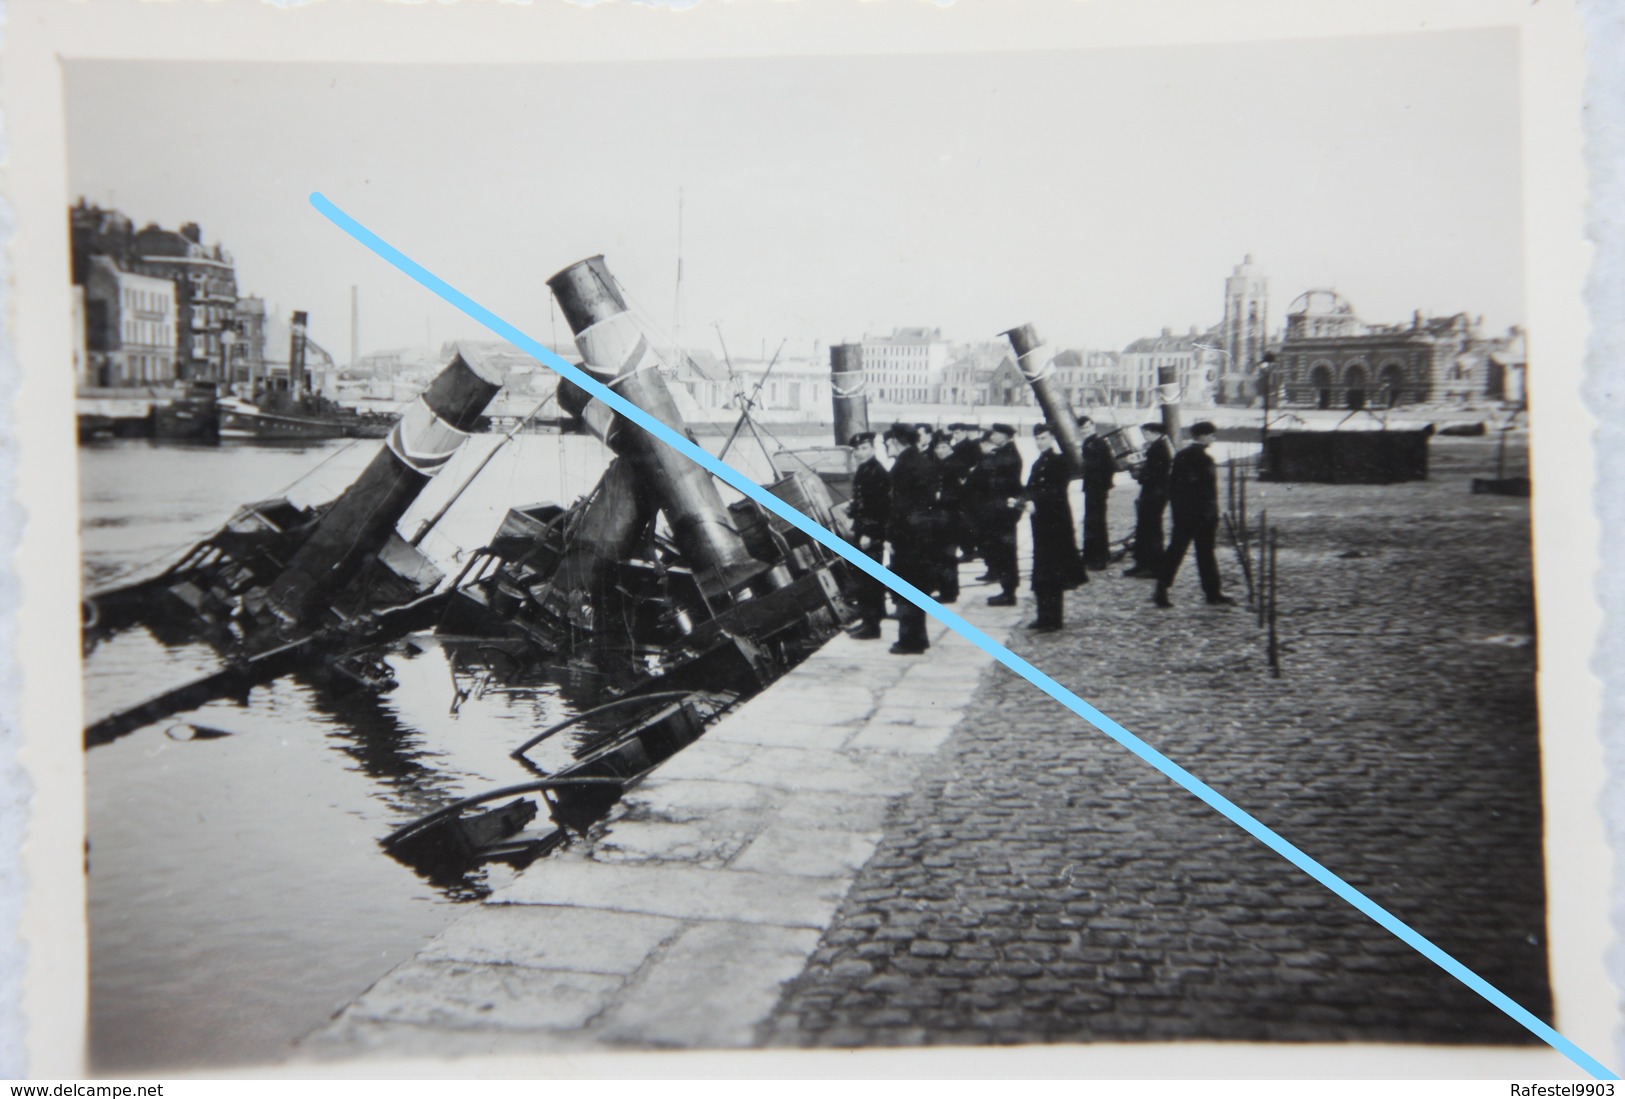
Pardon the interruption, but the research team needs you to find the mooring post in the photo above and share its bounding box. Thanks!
[1239,461,1249,544]
[1268,528,1281,677]
[1002,324,1083,477]
[266,344,509,625]
[1257,509,1269,626]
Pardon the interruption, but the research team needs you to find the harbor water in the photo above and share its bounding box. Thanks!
[77,422,1241,1071]
[78,432,663,1071]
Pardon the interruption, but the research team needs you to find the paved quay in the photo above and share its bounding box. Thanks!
[301,579,1023,1059]
[763,436,1551,1049]
[302,435,1549,1061]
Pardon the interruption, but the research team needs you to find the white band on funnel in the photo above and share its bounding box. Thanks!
[575,311,660,382]
[387,396,469,475]
[1018,347,1056,383]
[831,369,868,398]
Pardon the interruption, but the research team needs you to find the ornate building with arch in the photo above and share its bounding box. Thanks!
[1275,290,1515,410]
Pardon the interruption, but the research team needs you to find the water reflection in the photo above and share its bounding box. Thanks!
[79,437,608,1072]
[80,429,795,1070]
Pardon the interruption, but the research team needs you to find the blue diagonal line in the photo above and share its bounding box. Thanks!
[310,191,1614,1079]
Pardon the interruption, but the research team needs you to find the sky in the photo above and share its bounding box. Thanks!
[63,29,1524,364]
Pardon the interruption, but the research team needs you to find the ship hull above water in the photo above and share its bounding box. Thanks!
[219,404,392,441]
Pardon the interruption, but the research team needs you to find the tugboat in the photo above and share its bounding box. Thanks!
[217,390,394,441]
[217,311,395,441]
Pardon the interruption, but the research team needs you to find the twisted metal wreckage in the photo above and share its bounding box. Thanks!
[83,256,865,883]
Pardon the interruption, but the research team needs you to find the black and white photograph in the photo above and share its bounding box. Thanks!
[3,0,1618,1083]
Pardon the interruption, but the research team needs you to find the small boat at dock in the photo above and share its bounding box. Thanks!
[218,393,394,441]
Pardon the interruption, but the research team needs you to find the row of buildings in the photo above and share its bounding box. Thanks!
[68,206,1526,417]
[69,199,337,392]
[663,255,1523,416]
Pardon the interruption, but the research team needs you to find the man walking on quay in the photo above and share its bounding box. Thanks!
[1079,415,1118,571]
[965,423,1022,607]
[845,431,889,640]
[884,423,937,654]
[1020,423,1087,631]
[1125,421,1173,578]
[1153,421,1236,609]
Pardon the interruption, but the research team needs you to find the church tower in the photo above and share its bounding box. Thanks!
[1221,255,1269,400]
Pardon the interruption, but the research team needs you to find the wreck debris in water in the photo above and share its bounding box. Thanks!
[83,254,861,887]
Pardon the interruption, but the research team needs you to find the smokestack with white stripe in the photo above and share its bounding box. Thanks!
[547,255,762,598]
[266,344,508,624]
[829,343,869,448]
[1002,323,1084,477]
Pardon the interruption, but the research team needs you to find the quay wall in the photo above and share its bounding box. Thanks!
[302,581,1022,1059]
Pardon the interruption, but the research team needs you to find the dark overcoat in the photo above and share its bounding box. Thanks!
[1168,443,1220,523]
[847,456,891,544]
[1082,434,1118,494]
[1025,450,1087,592]
[940,443,979,508]
[886,446,940,587]
[1138,435,1174,506]
[964,442,1022,537]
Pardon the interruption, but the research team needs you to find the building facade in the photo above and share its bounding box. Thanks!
[70,199,136,285]
[1052,349,1124,410]
[860,328,948,403]
[83,255,177,386]
[1275,290,1519,410]
[936,356,992,406]
[71,202,249,389]
[134,223,239,383]
[719,356,830,414]
[1119,327,1210,409]
[231,296,268,387]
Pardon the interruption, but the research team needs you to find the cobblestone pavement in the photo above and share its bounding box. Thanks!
[762,436,1551,1048]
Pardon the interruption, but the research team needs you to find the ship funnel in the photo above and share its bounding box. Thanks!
[266,343,508,624]
[1156,364,1182,441]
[546,256,761,597]
[829,343,869,448]
[1002,324,1083,477]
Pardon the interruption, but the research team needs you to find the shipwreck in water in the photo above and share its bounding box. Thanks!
[83,254,865,883]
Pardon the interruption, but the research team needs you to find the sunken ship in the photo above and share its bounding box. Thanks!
[83,255,864,882]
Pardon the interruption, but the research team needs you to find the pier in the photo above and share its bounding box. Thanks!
[298,434,1548,1063]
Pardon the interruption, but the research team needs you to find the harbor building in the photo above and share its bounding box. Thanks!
[712,353,832,415]
[1275,289,1522,410]
[134,223,240,384]
[1119,326,1212,408]
[986,353,1031,406]
[1488,328,1528,406]
[670,349,733,409]
[861,327,949,403]
[82,255,177,386]
[231,296,268,388]
[1052,348,1123,410]
[937,340,1016,406]
[937,353,995,406]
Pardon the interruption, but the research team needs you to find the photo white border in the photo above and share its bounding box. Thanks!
[2,0,1613,1080]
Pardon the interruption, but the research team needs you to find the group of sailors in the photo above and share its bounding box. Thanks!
[843,417,1233,654]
